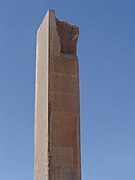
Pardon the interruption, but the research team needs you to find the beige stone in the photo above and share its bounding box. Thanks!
[34,10,81,180]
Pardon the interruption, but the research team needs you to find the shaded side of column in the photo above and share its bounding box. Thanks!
[48,10,81,180]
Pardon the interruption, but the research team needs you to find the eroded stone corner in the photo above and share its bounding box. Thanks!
[55,17,79,55]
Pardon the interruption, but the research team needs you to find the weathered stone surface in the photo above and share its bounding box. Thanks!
[34,10,81,180]
[56,18,79,54]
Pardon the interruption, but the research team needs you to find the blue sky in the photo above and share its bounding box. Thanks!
[0,0,135,179]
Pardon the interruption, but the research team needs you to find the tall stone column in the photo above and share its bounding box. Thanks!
[34,10,81,180]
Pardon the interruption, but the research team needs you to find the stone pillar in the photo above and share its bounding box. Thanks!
[34,10,81,180]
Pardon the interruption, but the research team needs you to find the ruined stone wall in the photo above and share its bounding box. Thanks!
[34,10,81,180]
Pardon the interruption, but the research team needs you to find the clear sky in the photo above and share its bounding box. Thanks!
[0,0,135,179]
